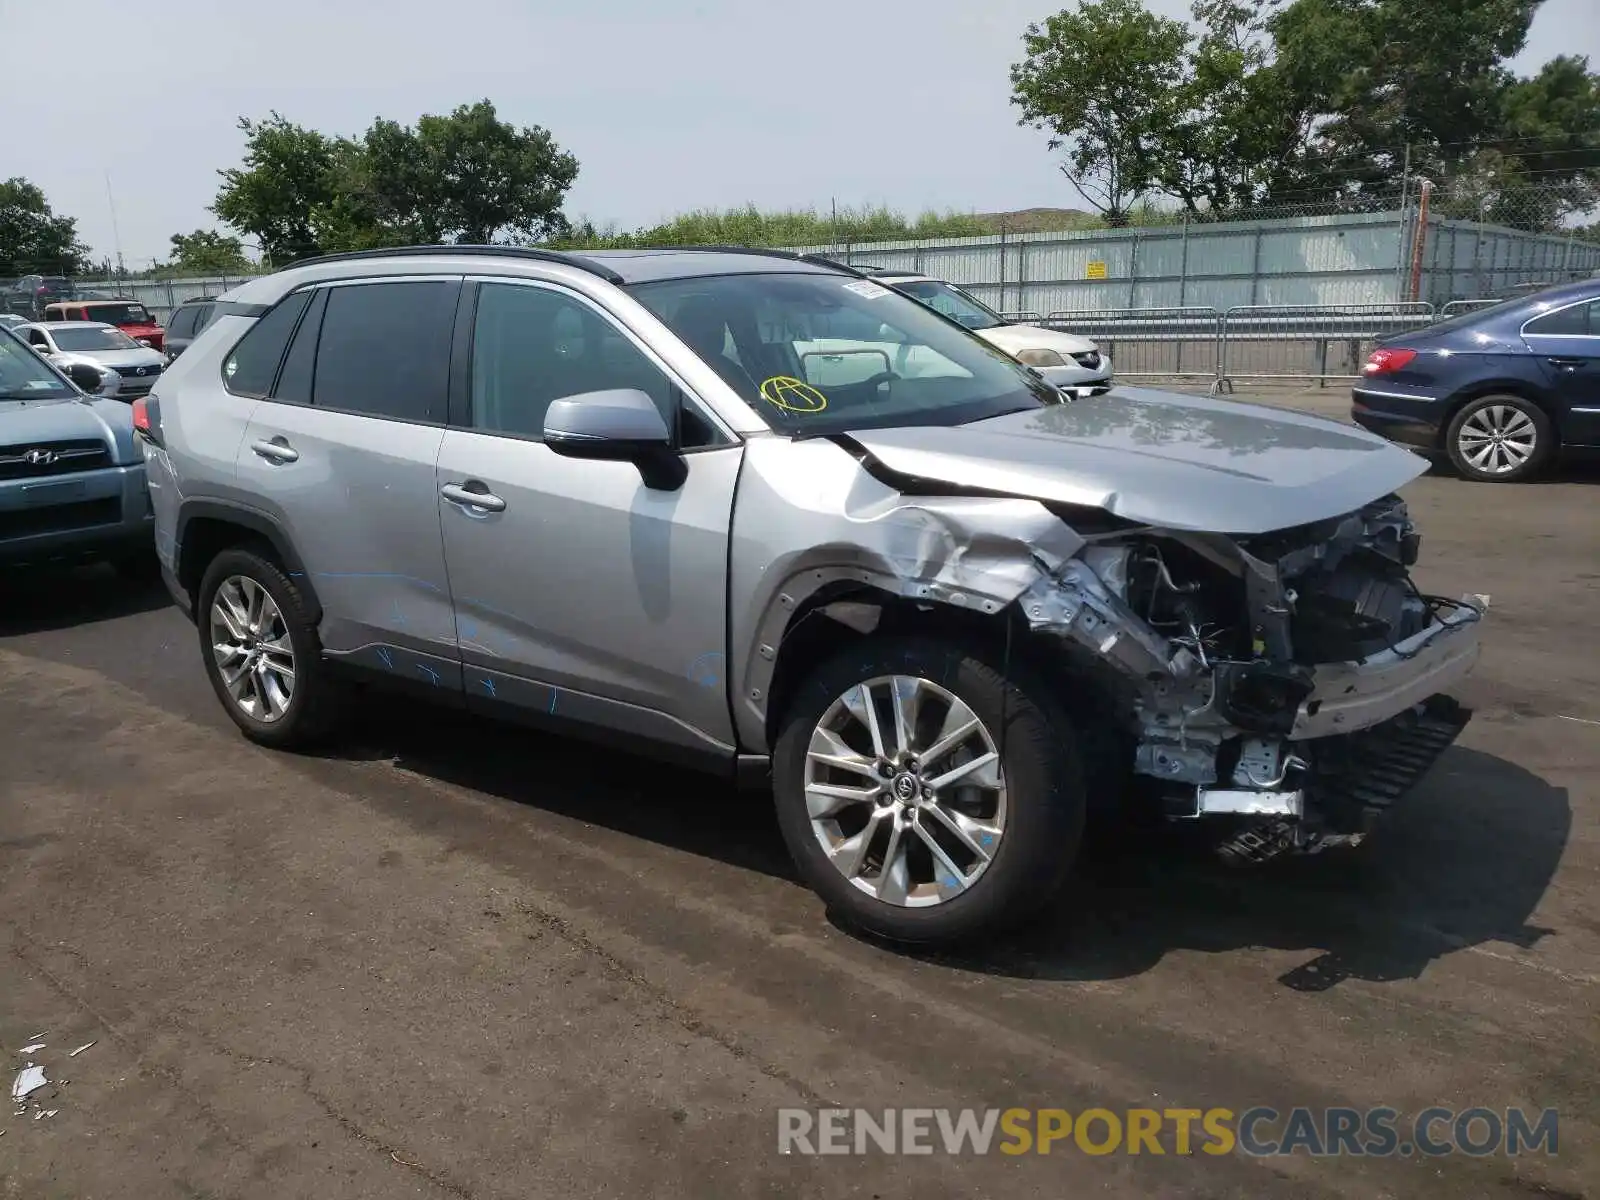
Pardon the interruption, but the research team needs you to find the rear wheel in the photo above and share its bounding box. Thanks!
[196,547,343,748]
[1445,394,1553,483]
[772,637,1086,946]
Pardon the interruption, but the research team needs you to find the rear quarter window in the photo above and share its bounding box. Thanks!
[222,291,313,398]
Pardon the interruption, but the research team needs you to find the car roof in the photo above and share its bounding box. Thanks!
[27,321,117,330]
[48,298,141,307]
[280,244,854,286]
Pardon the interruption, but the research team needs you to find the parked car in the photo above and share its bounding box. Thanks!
[16,321,166,399]
[0,324,156,574]
[4,275,77,320]
[159,294,220,363]
[859,269,1113,395]
[143,245,1482,945]
[1352,278,1600,482]
[45,299,166,352]
[0,314,26,331]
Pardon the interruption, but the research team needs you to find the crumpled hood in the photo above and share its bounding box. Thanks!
[0,397,136,464]
[978,322,1098,356]
[842,386,1429,535]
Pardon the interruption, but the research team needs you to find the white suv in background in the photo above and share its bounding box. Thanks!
[864,270,1112,395]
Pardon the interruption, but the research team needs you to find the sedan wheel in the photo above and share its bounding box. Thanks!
[805,674,1007,907]
[1446,394,1552,483]
[210,574,296,722]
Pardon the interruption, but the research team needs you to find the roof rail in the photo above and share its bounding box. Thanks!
[653,244,804,260]
[278,244,627,285]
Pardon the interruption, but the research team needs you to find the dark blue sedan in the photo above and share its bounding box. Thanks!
[1352,278,1600,482]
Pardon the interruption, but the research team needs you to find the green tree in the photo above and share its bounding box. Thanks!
[361,100,579,244]
[0,178,90,276]
[213,114,341,263]
[1010,0,1190,223]
[167,228,253,275]
[213,102,580,258]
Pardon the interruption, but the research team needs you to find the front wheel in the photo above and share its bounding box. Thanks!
[1445,394,1553,483]
[772,637,1086,946]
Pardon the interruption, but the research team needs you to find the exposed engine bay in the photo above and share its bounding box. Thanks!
[1013,495,1484,864]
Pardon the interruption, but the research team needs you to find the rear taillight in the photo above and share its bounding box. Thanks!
[131,395,162,446]
[1363,348,1417,375]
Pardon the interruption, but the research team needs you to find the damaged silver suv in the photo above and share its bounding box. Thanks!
[140,246,1483,945]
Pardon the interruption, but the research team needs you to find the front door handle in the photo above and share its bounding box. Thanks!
[251,438,299,463]
[1547,357,1587,369]
[441,482,507,513]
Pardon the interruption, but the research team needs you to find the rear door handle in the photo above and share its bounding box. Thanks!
[1547,357,1588,369]
[440,482,507,513]
[251,438,299,463]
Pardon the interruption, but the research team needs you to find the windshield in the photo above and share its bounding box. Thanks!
[80,303,154,325]
[891,279,1007,330]
[628,271,1058,434]
[50,326,140,352]
[0,329,75,400]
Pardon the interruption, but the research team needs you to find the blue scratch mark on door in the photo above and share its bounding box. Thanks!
[480,676,497,698]
[687,651,724,689]
[417,663,441,686]
[548,689,559,715]
[458,617,478,641]
[375,646,394,670]
[391,598,408,627]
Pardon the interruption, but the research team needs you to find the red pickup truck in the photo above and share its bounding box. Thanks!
[44,299,165,352]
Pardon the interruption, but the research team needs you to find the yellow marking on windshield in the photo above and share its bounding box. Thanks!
[759,376,828,414]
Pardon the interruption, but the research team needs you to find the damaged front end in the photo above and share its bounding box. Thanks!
[1016,495,1484,864]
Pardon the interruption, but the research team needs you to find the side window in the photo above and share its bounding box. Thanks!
[223,290,312,397]
[196,303,218,332]
[26,328,48,348]
[469,282,721,447]
[272,288,328,406]
[166,306,198,338]
[311,280,458,422]
[1525,302,1593,336]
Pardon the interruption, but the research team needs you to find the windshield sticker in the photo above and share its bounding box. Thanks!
[842,280,890,300]
[24,380,57,390]
[758,376,829,414]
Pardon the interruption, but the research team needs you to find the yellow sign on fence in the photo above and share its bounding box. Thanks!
[1086,261,1108,280]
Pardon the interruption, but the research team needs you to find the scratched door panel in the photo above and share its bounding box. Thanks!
[237,402,456,671]
[435,432,742,752]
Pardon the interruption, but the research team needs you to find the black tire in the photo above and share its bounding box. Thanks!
[772,636,1086,946]
[195,545,343,749]
[1445,394,1553,483]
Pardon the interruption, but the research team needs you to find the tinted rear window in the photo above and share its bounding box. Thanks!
[223,291,313,397]
[311,281,458,422]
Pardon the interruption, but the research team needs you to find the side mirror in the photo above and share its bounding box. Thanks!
[137,338,153,348]
[544,388,685,490]
[65,362,106,393]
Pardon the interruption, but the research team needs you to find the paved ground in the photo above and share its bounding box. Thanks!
[3,394,1597,1199]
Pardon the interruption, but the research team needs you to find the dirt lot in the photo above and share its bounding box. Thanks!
[2,391,1597,1199]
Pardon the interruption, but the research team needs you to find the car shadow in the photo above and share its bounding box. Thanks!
[326,698,1569,991]
[0,563,173,636]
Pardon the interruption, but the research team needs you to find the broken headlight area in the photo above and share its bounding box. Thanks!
[1020,495,1484,866]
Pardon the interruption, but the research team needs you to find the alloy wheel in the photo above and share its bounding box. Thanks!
[804,675,1006,907]
[1457,403,1537,476]
[209,575,296,722]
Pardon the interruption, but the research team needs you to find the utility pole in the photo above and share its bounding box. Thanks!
[104,172,126,280]
[1394,144,1411,303]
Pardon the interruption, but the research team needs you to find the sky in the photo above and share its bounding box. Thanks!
[1,0,1596,267]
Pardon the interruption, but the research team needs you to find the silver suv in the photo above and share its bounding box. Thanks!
[141,246,1484,945]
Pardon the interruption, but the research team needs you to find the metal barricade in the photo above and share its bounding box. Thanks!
[1040,307,1222,382]
[998,310,1044,323]
[1439,299,1502,319]
[1216,303,1436,392]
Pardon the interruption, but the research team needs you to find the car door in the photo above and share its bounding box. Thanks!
[232,276,465,685]
[1523,296,1600,447]
[435,276,743,761]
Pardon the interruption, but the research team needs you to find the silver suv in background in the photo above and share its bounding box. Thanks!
[141,246,1483,946]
